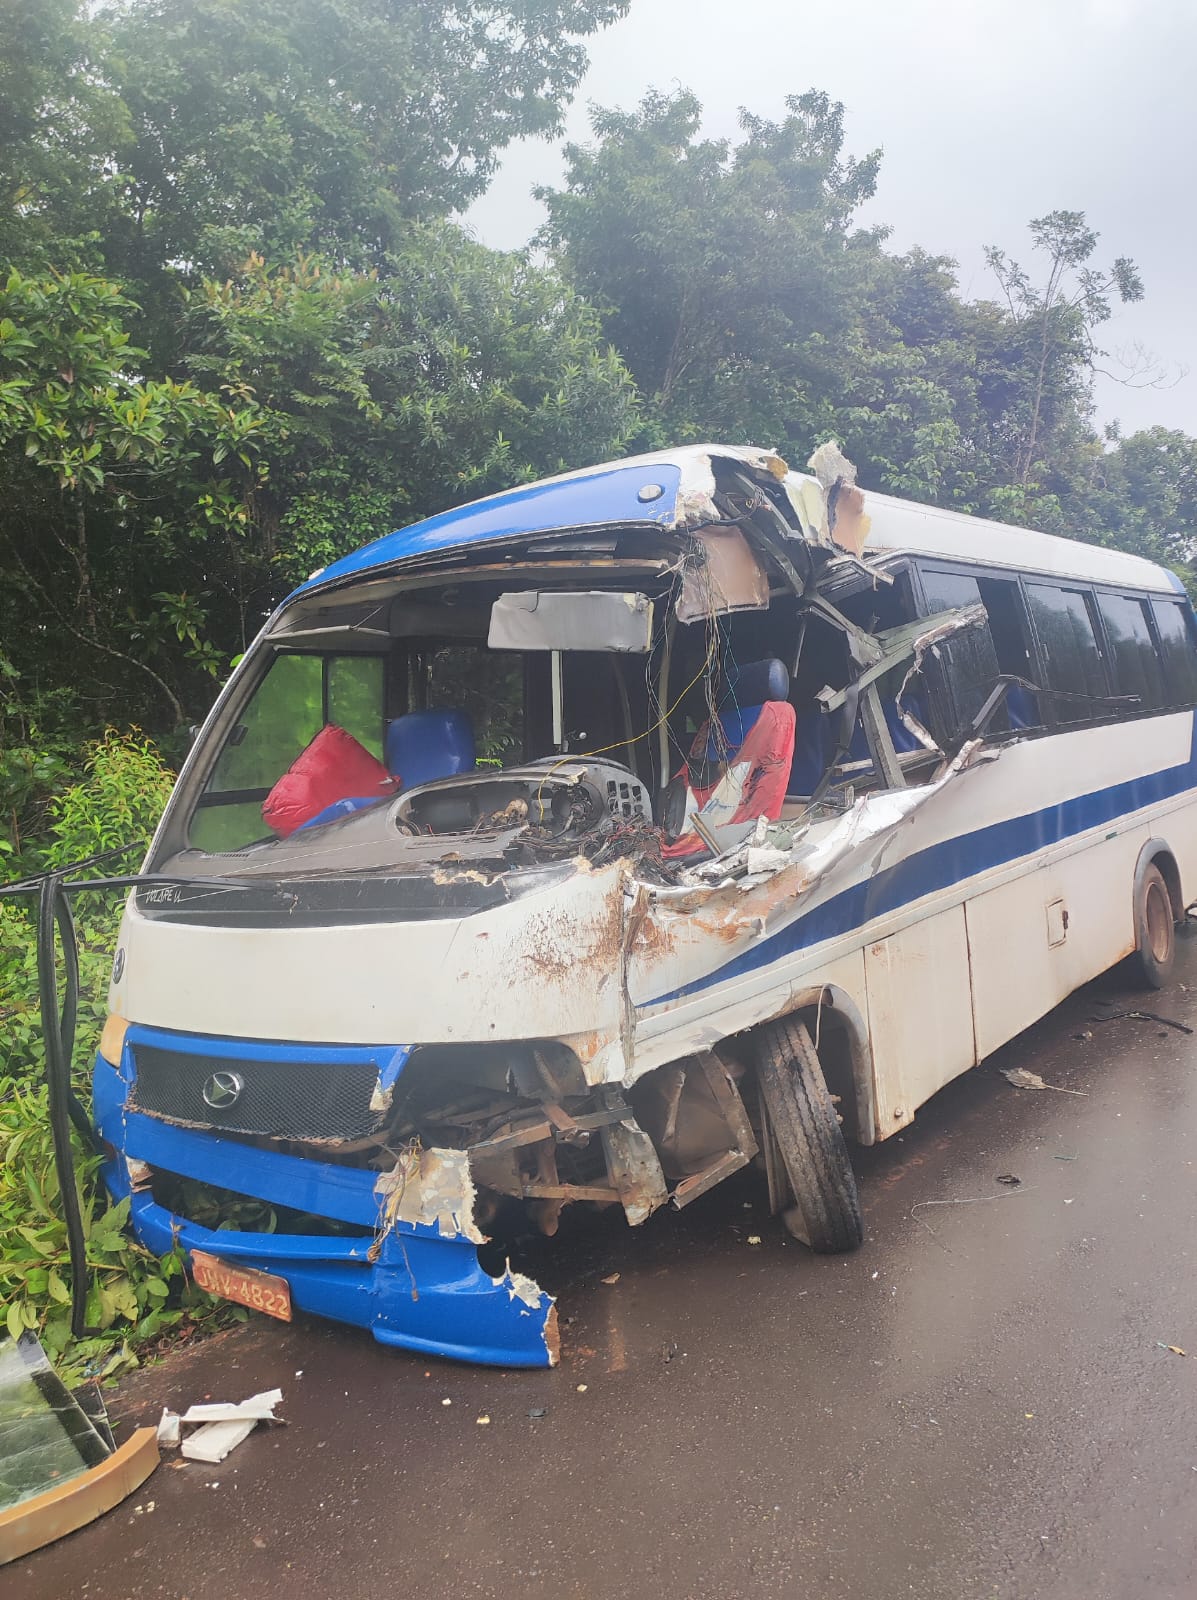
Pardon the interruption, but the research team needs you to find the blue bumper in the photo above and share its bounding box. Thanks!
[93,1030,557,1367]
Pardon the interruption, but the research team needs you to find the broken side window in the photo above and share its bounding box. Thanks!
[919,570,1004,736]
[1025,583,1109,725]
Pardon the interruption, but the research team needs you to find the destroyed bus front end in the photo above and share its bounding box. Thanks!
[95,443,1003,1367]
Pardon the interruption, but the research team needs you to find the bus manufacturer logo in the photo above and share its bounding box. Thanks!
[202,1071,245,1110]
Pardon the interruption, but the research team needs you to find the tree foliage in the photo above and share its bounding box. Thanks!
[0,17,1192,754]
[0,1,638,742]
[537,89,1190,560]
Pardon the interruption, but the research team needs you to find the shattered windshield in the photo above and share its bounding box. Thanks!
[164,457,995,886]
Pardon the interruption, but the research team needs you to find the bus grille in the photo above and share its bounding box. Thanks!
[128,1043,383,1141]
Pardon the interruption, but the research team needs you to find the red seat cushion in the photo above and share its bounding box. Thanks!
[262,725,399,838]
[663,701,796,859]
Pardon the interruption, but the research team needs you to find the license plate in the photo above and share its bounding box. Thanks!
[191,1251,292,1321]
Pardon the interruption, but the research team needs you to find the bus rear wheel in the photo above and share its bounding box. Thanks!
[1132,863,1176,990]
[755,1016,864,1253]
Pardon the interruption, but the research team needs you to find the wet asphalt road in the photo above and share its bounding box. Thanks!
[14,938,1197,1600]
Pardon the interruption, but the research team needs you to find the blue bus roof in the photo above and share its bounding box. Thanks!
[299,458,688,593]
[295,443,1186,601]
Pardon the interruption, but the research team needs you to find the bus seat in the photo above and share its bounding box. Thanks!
[789,708,834,796]
[663,658,796,857]
[788,692,930,800]
[384,708,477,789]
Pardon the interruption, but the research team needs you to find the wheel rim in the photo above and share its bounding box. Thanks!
[1145,880,1172,964]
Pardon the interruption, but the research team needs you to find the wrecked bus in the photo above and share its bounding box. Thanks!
[94,444,1197,1366]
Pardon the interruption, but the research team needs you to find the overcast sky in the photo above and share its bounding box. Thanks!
[466,0,1195,438]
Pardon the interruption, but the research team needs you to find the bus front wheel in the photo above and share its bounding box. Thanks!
[1132,863,1176,990]
[755,1017,864,1253]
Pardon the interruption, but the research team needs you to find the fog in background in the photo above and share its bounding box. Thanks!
[466,0,1194,438]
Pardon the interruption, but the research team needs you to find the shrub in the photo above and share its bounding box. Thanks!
[0,728,236,1379]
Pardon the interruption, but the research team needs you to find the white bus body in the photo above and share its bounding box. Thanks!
[94,446,1197,1366]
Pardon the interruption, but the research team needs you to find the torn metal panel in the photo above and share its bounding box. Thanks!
[597,1086,669,1225]
[369,1045,413,1114]
[805,440,873,557]
[376,1145,485,1245]
[675,525,771,621]
[673,444,790,528]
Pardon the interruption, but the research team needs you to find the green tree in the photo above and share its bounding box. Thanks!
[984,210,1143,485]
[0,0,129,272]
[0,246,637,732]
[183,233,638,599]
[101,0,628,290]
[539,88,882,434]
[0,269,260,726]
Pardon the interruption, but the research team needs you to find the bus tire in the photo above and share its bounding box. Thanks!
[1132,863,1176,990]
[755,1016,864,1253]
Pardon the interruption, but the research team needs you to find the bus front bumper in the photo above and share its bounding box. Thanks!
[93,1054,559,1368]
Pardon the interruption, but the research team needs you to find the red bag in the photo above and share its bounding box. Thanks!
[262,725,399,837]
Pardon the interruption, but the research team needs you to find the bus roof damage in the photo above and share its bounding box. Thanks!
[103,441,1005,1368]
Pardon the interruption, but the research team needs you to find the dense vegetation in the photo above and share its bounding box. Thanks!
[1,0,1194,1368]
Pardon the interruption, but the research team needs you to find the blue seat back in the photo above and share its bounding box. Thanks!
[699,658,788,762]
[385,709,476,788]
[788,693,929,796]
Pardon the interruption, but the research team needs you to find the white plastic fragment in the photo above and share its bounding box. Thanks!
[181,1419,258,1464]
[179,1388,284,1463]
[182,1388,283,1423]
[157,1408,182,1448]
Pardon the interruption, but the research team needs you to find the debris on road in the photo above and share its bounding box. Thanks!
[910,1184,1034,1239]
[527,1407,548,1419]
[0,1333,159,1566]
[1090,1010,1194,1035]
[601,1273,621,1285]
[1001,1067,1087,1095]
[156,1410,181,1448]
[178,1390,284,1464]
[1157,1343,1188,1357]
[995,1174,1021,1187]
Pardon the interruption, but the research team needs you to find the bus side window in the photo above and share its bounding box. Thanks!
[411,641,525,764]
[1150,600,1197,706]
[1025,583,1108,725]
[918,568,1007,736]
[976,577,1039,726]
[1097,594,1165,710]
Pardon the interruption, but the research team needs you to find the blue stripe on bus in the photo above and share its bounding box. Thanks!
[648,716,1197,1007]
